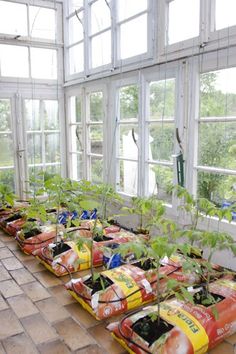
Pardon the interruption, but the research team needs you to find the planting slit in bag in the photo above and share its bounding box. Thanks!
[33,228,139,276]
[107,277,236,354]
[65,256,202,320]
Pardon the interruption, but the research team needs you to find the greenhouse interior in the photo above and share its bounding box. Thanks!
[0,0,236,353]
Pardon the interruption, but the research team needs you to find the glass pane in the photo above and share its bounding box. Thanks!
[91,157,103,184]
[200,69,236,118]
[45,133,60,163]
[149,164,173,203]
[70,96,82,123]
[168,0,200,44]
[118,160,137,195]
[71,153,83,180]
[90,92,103,121]
[198,171,236,206]
[46,164,61,177]
[31,48,57,79]
[71,125,83,152]
[198,122,236,170]
[28,166,43,182]
[91,0,111,34]
[120,14,147,59]
[69,0,84,13]
[89,125,103,154]
[119,125,138,158]
[91,30,111,68]
[69,13,84,45]
[215,0,236,30]
[0,99,11,132]
[150,79,175,120]
[29,6,55,40]
[44,101,59,130]
[0,134,14,166]
[118,0,147,21]
[0,1,27,36]
[0,169,15,191]
[120,85,138,120]
[27,133,42,164]
[149,123,174,162]
[25,100,40,131]
[0,44,29,78]
[69,43,84,74]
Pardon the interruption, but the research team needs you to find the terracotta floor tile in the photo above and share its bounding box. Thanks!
[34,271,62,288]
[0,234,13,243]
[208,341,235,354]
[38,339,70,354]
[5,241,19,251]
[0,279,23,298]
[88,323,125,354]
[0,294,8,310]
[0,264,11,281]
[36,297,69,323]
[65,303,98,329]
[8,294,39,318]
[0,248,13,260]
[10,268,35,285]
[49,285,76,305]
[0,309,23,340]
[75,344,105,354]
[225,333,236,345]
[54,317,95,351]
[1,257,23,271]
[21,282,51,302]
[0,343,5,354]
[24,260,45,273]
[2,333,38,354]
[0,240,5,248]
[13,250,34,262]
[21,313,58,345]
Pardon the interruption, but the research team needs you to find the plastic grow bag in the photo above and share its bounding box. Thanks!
[15,219,99,255]
[107,278,236,354]
[65,257,201,320]
[33,228,136,276]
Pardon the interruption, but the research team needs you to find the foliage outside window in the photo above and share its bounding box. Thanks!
[0,99,15,191]
[24,99,61,182]
[87,91,104,184]
[198,68,236,206]
[70,95,84,180]
[117,85,139,195]
[147,78,175,203]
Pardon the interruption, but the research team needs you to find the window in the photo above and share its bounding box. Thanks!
[167,0,200,45]
[146,78,175,202]
[0,99,15,191]
[69,95,84,180]
[67,6,84,75]
[31,48,57,80]
[0,1,56,40]
[89,0,111,69]
[87,91,104,183]
[24,99,61,180]
[215,0,236,31]
[116,85,139,195]
[198,68,236,205]
[117,0,148,60]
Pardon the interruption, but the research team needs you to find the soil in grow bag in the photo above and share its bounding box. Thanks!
[94,234,113,242]
[84,275,114,295]
[2,213,22,224]
[52,242,72,257]
[131,315,173,347]
[193,287,225,306]
[132,258,157,271]
[23,228,42,239]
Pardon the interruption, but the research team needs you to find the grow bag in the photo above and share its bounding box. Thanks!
[107,278,236,354]
[65,256,201,320]
[15,219,101,255]
[33,229,135,276]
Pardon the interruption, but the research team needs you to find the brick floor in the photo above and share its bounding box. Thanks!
[0,229,235,354]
